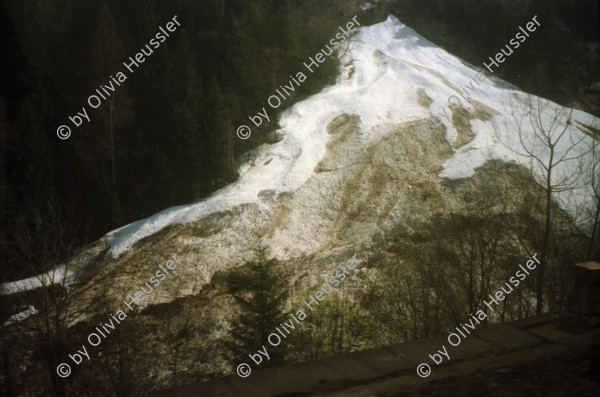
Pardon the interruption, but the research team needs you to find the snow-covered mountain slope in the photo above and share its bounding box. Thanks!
[104,15,597,260]
[3,15,598,298]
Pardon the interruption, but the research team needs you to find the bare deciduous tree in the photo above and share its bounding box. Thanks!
[578,120,600,261]
[495,94,590,314]
[1,199,98,397]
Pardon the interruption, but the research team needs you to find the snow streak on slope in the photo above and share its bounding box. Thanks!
[2,306,38,327]
[1,264,76,295]
[104,15,597,258]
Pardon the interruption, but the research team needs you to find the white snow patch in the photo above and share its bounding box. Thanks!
[1,264,76,295]
[2,306,38,327]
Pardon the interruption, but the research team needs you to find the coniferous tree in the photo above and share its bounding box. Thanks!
[83,1,133,230]
[204,77,230,185]
[16,88,57,208]
[124,0,174,212]
[227,244,288,366]
[167,29,207,201]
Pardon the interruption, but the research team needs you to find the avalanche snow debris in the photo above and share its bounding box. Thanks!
[60,15,600,258]
[4,15,599,297]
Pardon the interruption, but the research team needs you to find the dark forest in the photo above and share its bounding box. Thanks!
[0,0,598,280]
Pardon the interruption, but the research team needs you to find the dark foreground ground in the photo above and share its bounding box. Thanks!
[142,313,599,397]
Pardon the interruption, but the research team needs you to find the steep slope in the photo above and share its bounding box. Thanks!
[2,9,599,362]
[3,14,599,393]
[104,15,597,261]
[3,14,598,299]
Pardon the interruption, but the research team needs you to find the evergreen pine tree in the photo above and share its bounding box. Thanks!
[86,1,133,227]
[204,77,229,186]
[167,29,207,201]
[16,88,56,207]
[125,0,174,212]
[228,244,289,366]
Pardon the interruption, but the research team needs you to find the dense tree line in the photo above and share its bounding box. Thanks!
[0,0,347,281]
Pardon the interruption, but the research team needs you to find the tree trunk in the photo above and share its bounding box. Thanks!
[537,165,553,315]
[110,96,116,187]
[587,197,600,260]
